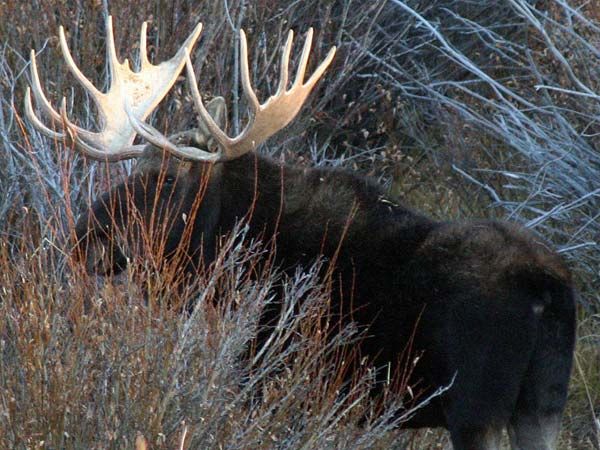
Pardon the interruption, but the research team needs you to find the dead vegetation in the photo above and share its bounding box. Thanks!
[0,0,598,448]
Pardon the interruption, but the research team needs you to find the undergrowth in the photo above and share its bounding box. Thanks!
[0,0,598,448]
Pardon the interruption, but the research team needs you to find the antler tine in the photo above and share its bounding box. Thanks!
[303,40,336,91]
[24,87,62,140]
[293,28,312,87]
[59,26,103,102]
[27,48,100,144]
[26,50,65,136]
[105,16,120,83]
[275,30,294,96]
[139,21,151,69]
[25,16,203,162]
[239,30,260,113]
[176,28,336,163]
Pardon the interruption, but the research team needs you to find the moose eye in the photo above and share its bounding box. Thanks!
[164,175,176,185]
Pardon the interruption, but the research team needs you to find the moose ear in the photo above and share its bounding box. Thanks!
[190,97,228,153]
[205,97,228,131]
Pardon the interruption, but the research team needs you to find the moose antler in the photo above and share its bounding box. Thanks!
[25,16,202,161]
[129,28,336,162]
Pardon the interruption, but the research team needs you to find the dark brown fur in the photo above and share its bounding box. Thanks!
[75,140,576,449]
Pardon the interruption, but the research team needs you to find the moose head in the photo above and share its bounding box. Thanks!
[26,16,335,275]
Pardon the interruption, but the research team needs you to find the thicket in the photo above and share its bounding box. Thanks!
[0,0,598,448]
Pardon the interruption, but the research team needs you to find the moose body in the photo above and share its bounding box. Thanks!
[75,144,575,449]
[27,17,576,450]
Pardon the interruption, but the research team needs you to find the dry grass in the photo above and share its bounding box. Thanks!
[0,179,422,448]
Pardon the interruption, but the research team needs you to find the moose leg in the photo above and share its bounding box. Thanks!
[507,288,574,450]
[508,412,561,450]
[506,344,567,450]
[437,299,532,450]
[448,424,503,450]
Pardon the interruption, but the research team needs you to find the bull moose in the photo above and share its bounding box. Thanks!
[25,17,576,450]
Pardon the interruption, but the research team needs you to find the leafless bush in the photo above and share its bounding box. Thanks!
[0,184,426,449]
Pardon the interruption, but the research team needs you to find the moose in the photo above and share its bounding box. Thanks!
[26,17,576,450]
